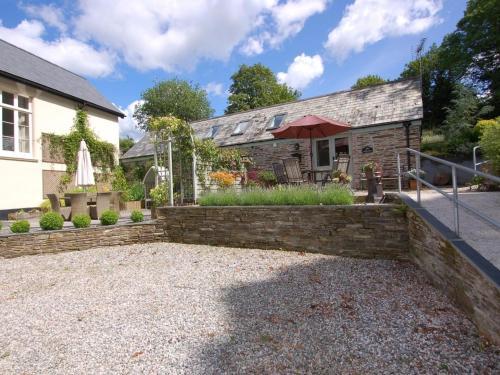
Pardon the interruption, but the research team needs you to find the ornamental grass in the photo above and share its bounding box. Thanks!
[198,184,354,206]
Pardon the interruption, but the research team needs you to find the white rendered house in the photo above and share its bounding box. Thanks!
[0,39,123,217]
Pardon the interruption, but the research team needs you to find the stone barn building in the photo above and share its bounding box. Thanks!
[122,78,422,189]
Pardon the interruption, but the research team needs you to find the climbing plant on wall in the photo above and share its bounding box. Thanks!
[45,109,116,190]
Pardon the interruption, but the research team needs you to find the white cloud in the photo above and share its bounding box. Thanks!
[22,3,68,33]
[1,0,327,76]
[0,20,115,77]
[325,0,443,62]
[277,53,324,90]
[204,82,224,96]
[240,37,264,56]
[117,100,144,140]
[241,0,328,56]
[74,0,276,71]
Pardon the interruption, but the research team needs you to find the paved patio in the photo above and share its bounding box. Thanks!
[407,189,500,269]
[0,243,497,373]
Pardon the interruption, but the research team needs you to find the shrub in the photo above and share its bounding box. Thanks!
[127,181,145,201]
[40,199,52,213]
[10,220,30,233]
[130,210,144,223]
[0,221,2,230]
[421,130,448,156]
[199,184,354,206]
[100,210,119,225]
[479,119,500,175]
[39,212,64,230]
[209,171,236,189]
[72,214,91,228]
[258,170,277,187]
[150,183,168,207]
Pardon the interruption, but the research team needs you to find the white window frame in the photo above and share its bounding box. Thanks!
[0,91,33,158]
[313,135,351,171]
[266,113,287,130]
[232,120,250,136]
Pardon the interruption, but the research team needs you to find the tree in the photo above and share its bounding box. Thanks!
[134,79,214,130]
[225,64,300,114]
[442,83,492,155]
[119,136,135,154]
[400,44,455,129]
[439,0,500,115]
[351,75,387,89]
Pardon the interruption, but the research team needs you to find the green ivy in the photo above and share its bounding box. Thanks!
[46,109,116,190]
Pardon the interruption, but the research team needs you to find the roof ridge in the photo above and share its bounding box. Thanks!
[191,77,420,124]
[0,38,88,81]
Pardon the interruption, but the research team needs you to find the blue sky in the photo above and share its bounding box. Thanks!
[0,0,467,139]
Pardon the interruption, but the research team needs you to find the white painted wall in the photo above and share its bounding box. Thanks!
[0,76,120,211]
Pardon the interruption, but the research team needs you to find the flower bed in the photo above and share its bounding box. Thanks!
[198,184,354,206]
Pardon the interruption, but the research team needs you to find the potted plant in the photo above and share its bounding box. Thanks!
[121,181,144,211]
[405,169,426,190]
[149,182,168,219]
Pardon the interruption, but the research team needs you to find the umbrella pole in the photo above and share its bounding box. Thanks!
[309,131,314,182]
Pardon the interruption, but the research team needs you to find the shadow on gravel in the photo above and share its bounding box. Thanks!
[193,256,498,374]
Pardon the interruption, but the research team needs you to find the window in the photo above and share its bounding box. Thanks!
[267,114,286,130]
[0,91,31,155]
[232,120,249,135]
[316,139,330,167]
[204,125,220,139]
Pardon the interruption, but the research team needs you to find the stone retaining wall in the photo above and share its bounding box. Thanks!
[157,205,409,260]
[0,222,164,258]
[403,196,500,345]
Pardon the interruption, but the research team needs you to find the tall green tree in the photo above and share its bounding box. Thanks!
[351,75,387,89]
[119,136,135,154]
[400,44,455,129]
[134,79,214,130]
[438,0,500,115]
[225,64,300,114]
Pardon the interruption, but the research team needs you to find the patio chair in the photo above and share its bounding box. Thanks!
[89,192,111,220]
[272,162,288,184]
[67,192,89,218]
[46,193,71,221]
[322,153,351,186]
[282,158,308,184]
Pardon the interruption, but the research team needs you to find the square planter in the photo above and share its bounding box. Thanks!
[121,200,142,211]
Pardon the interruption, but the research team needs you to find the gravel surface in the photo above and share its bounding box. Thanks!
[0,243,498,374]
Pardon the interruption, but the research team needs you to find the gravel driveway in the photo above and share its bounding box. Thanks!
[0,243,498,374]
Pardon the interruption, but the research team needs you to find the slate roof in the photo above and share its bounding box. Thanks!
[0,39,123,117]
[122,78,422,160]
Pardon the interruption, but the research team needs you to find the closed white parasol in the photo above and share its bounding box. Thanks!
[76,140,95,187]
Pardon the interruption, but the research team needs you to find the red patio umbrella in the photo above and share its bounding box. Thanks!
[271,115,350,170]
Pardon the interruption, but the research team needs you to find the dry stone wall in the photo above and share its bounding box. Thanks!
[157,205,409,260]
[0,222,164,258]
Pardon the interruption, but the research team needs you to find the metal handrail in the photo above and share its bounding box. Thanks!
[397,148,500,236]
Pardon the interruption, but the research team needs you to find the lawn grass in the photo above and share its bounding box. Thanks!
[198,184,354,206]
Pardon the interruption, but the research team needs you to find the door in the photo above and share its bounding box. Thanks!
[313,136,351,171]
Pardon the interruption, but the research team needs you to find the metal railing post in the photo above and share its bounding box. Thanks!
[397,153,402,193]
[451,165,459,236]
[416,153,421,204]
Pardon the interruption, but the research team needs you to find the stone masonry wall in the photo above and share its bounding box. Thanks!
[0,222,164,259]
[157,205,409,260]
[235,124,420,189]
[406,205,500,344]
[351,125,420,189]
[239,139,311,172]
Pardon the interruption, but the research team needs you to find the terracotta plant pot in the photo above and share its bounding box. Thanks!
[409,179,417,190]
